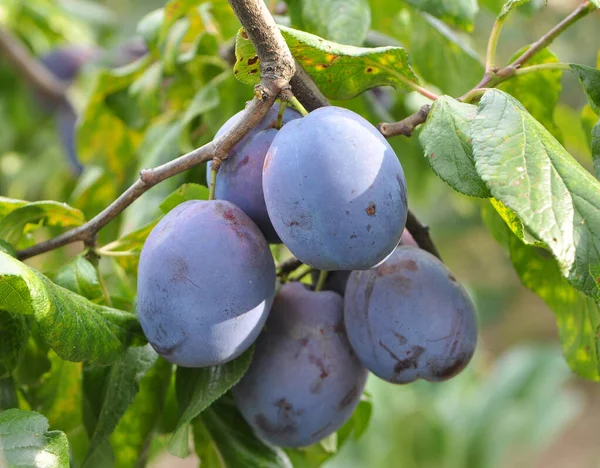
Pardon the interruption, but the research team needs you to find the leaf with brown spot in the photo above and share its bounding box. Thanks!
[234,26,418,100]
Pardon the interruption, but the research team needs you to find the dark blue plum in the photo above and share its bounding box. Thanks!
[262,106,407,270]
[137,200,276,367]
[206,106,301,243]
[233,282,368,448]
[344,246,477,383]
[40,46,99,84]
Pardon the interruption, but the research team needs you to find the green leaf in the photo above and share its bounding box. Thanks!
[336,392,373,445]
[234,26,418,100]
[0,197,26,218]
[419,96,490,198]
[0,252,143,364]
[498,0,532,18]
[472,90,600,298]
[193,395,292,468]
[111,357,173,468]
[589,0,599,9]
[482,202,600,380]
[0,201,85,245]
[0,311,29,378]
[0,377,18,411]
[500,48,562,137]
[160,0,204,42]
[396,10,484,97]
[50,256,103,302]
[31,351,83,432]
[287,0,371,46]
[160,183,210,214]
[0,241,16,258]
[405,0,478,31]
[285,438,337,468]
[83,345,158,466]
[138,8,164,50]
[571,64,600,114]
[593,121,600,180]
[169,347,254,457]
[78,61,149,184]
[0,409,70,468]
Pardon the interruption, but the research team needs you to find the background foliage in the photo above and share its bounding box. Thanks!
[0,0,599,467]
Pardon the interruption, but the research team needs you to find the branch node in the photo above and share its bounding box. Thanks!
[140,169,155,185]
[278,85,293,102]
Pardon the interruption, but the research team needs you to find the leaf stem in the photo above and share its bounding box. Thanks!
[461,88,489,103]
[287,264,312,282]
[315,270,329,292]
[208,165,218,201]
[485,17,506,71]
[275,100,287,129]
[289,95,309,116]
[397,75,440,101]
[513,62,572,77]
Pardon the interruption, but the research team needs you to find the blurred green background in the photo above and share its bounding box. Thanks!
[1,0,599,467]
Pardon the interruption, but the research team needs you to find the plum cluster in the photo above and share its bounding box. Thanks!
[137,104,478,448]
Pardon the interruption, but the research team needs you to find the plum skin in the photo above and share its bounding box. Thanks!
[207,106,301,243]
[344,246,477,383]
[233,282,368,448]
[262,106,407,270]
[137,200,276,367]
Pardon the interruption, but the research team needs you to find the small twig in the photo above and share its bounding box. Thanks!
[378,105,431,138]
[405,211,442,261]
[463,0,594,96]
[381,2,595,138]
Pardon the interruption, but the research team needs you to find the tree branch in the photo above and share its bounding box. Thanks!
[0,27,68,104]
[17,0,297,261]
[380,1,596,137]
[378,105,431,138]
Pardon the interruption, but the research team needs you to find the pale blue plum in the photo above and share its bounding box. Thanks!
[233,282,368,447]
[137,200,276,367]
[344,246,477,383]
[262,106,407,270]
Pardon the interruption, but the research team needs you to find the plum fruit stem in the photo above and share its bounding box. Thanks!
[289,95,309,116]
[275,100,288,129]
[209,166,218,200]
[315,270,329,292]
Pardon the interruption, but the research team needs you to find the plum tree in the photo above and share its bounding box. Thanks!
[262,106,407,270]
[233,282,368,447]
[207,106,301,243]
[344,246,477,383]
[137,200,276,367]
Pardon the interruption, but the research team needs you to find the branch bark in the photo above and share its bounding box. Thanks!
[378,105,431,138]
[17,0,297,261]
